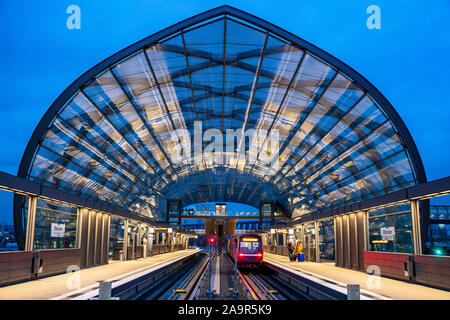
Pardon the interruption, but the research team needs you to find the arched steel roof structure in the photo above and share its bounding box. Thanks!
[14,6,427,245]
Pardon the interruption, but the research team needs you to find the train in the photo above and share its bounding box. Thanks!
[227,234,263,269]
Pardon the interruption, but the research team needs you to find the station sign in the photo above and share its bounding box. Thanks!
[260,201,274,226]
[51,223,65,237]
[380,227,395,241]
[215,203,226,216]
[167,199,182,224]
[270,228,287,234]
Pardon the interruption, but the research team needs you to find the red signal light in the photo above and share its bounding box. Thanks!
[209,237,215,244]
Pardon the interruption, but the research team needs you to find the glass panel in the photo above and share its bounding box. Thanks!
[368,203,413,253]
[108,217,125,261]
[240,240,261,251]
[0,190,19,251]
[33,199,78,250]
[262,203,272,217]
[319,219,335,261]
[427,224,449,255]
[128,221,139,247]
[303,223,316,261]
[24,13,418,221]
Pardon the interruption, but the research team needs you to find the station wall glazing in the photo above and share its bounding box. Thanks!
[33,199,77,250]
[319,219,335,261]
[368,203,413,253]
[109,216,125,260]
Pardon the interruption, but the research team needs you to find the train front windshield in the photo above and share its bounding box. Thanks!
[239,238,261,252]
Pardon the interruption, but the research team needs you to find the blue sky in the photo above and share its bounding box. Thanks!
[0,0,449,223]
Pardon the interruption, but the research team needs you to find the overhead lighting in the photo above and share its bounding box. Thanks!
[168,228,173,233]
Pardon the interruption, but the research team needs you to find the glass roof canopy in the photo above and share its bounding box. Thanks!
[16,6,426,222]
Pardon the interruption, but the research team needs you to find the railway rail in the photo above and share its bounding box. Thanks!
[98,248,358,300]
[238,263,308,300]
[128,252,209,300]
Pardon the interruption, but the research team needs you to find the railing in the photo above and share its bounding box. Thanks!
[150,244,186,256]
[263,245,289,256]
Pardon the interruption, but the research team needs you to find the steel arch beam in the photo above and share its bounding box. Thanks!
[14,5,427,250]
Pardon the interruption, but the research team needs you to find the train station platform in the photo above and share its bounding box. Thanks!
[264,253,450,300]
[0,249,200,300]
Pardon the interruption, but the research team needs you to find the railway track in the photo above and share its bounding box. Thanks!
[239,264,308,300]
[129,252,209,300]
[125,250,337,301]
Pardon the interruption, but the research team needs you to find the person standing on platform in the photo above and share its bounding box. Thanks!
[295,241,304,262]
[288,241,295,261]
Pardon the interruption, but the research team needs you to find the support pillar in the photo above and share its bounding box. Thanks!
[335,216,345,268]
[353,213,359,269]
[104,215,110,264]
[362,210,368,252]
[123,219,129,260]
[25,196,37,251]
[85,210,92,267]
[357,211,367,271]
[76,207,83,250]
[79,208,90,268]
[93,212,99,265]
[149,229,154,255]
[137,223,142,247]
[300,224,304,246]
[334,217,339,266]
[315,220,320,262]
[411,200,423,255]
[345,215,351,268]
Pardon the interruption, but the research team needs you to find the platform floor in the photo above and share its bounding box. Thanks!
[264,253,450,300]
[0,249,200,300]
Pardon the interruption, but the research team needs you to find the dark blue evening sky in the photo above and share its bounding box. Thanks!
[0,0,449,223]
